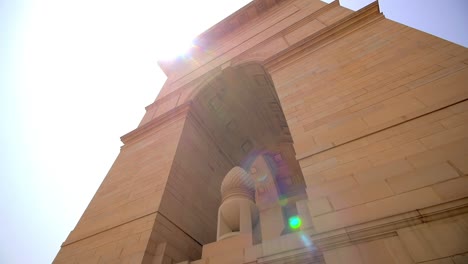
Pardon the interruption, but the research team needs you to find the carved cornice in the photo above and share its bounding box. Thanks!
[265,1,382,72]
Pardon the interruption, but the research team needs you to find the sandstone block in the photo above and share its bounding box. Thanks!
[307,197,333,216]
[449,155,468,175]
[354,159,413,184]
[329,180,393,210]
[386,162,459,194]
[433,176,468,201]
[306,175,358,199]
[420,123,468,149]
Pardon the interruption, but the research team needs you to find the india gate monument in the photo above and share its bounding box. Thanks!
[54,0,468,263]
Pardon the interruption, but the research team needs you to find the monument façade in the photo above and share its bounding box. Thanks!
[54,1,468,263]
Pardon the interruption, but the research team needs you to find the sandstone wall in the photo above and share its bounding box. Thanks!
[267,5,468,264]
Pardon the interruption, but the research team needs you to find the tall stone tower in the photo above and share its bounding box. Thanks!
[55,1,468,263]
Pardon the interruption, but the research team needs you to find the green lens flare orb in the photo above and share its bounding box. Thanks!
[288,216,302,229]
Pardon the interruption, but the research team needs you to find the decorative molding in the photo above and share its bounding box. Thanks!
[245,198,468,263]
[265,1,382,73]
[308,197,468,252]
[257,246,325,264]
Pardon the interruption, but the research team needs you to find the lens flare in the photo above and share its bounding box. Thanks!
[288,216,302,229]
[279,196,288,206]
[300,233,313,247]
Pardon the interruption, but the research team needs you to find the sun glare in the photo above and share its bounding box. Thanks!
[156,37,196,61]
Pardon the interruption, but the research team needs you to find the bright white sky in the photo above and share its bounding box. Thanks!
[0,0,466,263]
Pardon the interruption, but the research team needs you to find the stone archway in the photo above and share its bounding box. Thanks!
[154,62,308,261]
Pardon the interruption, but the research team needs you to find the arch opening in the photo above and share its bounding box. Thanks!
[190,62,307,243]
[161,63,308,258]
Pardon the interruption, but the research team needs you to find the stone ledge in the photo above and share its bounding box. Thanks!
[121,102,192,145]
[308,197,468,251]
[61,211,157,247]
[235,198,468,263]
